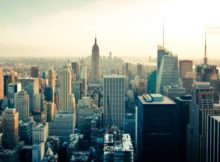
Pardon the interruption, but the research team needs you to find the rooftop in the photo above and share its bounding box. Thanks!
[211,116,220,121]
[104,75,125,78]
[139,94,175,105]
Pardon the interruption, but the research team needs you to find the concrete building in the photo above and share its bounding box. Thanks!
[104,75,125,129]
[136,94,179,162]
[156,46,179,93]
[15,90,30,121]
[2,108,19,149]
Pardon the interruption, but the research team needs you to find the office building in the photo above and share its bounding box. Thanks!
[20,78,39,112]
[44,86,54,102]
[206,115,220,162]
[48,68,56,89]
[187,82,220,162]
[31,66,39,78]
[104,75,125,129]
[32,142,45,162]
[7,82,21,108]
[156,46,179,93]
[175,95,192,162]
[33,122,49,143]
[91,38,100,84]
[163,84,186,100]
[71,62,80,80]
[47,102,56,122]
[2,108,19,149]
[179,60,193,78]
[60,64,75,112]
[19,121,33,145]
[147,70,157,93]
[15,90,30,121]
[136,94,179,162]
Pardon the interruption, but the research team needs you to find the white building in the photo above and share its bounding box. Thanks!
[32,122,48,143]
[15,90,30,121]
[104,75,125,129]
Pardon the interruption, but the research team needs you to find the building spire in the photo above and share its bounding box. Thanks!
[204,32,207,65]
[95,37,97,44]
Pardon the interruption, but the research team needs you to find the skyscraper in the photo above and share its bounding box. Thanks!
[60,64,75,112]
[156,46,179,93]
[2,108,19,149]
[187,82,220,162]
[15,90,30,121]
[0,68,4,100]
[104,75,125,129]
[48,68,56,89]
[136,94,179,162]
[137,63,143,79]
[71,62,80,80]
[91,38,100,84]
[179,60,193,78]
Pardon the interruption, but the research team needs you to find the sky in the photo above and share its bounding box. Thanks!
[0,0,220,59]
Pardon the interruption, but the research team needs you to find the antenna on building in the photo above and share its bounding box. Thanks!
[204,32,208,65]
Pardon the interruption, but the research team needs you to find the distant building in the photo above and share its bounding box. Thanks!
[15,90,30,121]
[104,75,125,129]
[136,94,179,162]
[48,68,56,89]
[179,60,193,78]
[20,78,39,112]
[196,64,219,82]
[2,108,19,149]
[60,64,75,112]
[156,46,179,93]
[147,70,157,93]
[0,69,4,100]
[163,84,186,100]
[187,82,220,162]
[137,63,143,79]
[31,66,39,78]
[71,62,80,80]
[91,38,100,84]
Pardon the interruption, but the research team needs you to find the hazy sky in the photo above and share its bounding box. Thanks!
[0,0,220,59]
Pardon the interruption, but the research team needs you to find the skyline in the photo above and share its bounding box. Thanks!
[0,0,220,59]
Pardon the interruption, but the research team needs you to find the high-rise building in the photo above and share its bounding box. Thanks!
[15,90,30,121]
[91,38,100,84]
[187,82,220,162]
[44,86,54,102]
[19,121,33,145]
[31,66,39,78]
[33,122,48,143]
[60,64,75,112]
[20,78,39,112]
[137,63,143,79]
[2,108,19,149]
[179,60,193,79]
[71,62,80,80]
[48,68,56,89]
[47,102,56,122]
[136,94,179,162]
[146,70,157,93]
[0,68,4,100]
[104,75,125,129]
[156,46,179,93]
[7,82,21,108]
[206,115,220,162]
[32,142,45,162]
[175,95,192,162]
[80,65,87,96]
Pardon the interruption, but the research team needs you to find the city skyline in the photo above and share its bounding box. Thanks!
[0,0,220,59]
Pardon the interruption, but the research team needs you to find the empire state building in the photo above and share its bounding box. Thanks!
[91,38,100,84]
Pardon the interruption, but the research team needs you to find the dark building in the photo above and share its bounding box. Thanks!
[44,86,54,102]
[31,66,39,78]
[71,62,80,80]
[19,121,33,145]
[91,38,100,84]
[175,95,191,162]
[136,94,179,162]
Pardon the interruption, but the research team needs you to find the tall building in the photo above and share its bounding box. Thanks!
[19,121,33,145]
[136,94,179,162]
[179,60,193,78]
[32,122,49,143]
[32,142,45,162]
[80,65,87,96]
[2,108,19,149]
[206,115,220,162]
[156,46,179,93]
[137,63,143,79]
[48,68,56,89]
[15,90,30,121]
[71,62,80,80]
[187,82,220,162]
[146,70,157,93]
[175,95,192,162]
[31,66,39,78]
[20,78,39,112]
[7,82,21,108]
[60,64,75,112]
[0,68,3,100]
[104,75,125,129]
[91,38,100,84]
